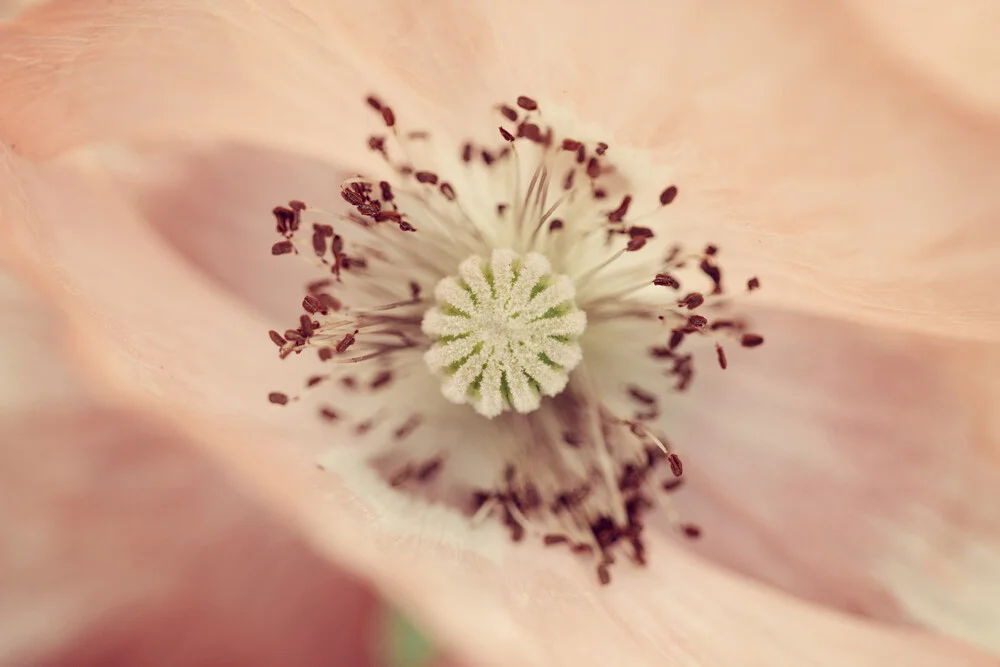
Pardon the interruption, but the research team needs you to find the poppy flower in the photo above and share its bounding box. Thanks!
[2,2,999,665]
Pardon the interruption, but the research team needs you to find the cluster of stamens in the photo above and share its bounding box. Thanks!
[265,94,764,585]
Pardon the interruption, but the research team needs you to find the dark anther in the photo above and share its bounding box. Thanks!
[668,329,685,350]
[302,295,323,314]
[341,188,364,206]
[312,230,326,256]
[667,453,683,477]
[380,106,396,127]
[516,95,538,111]
[370,370,393,390]
[659,185,678,205]
[272,206,295,233]
[747,276,761,291]
[271,240,294,256]
[627,385,657,405]
[653,273,680,289]
[379,181,394,201]
[682,524,702,539]
[268,392,289,405]
[680,292,705,310]
[365,96,383,111]
[499,126,515,142]
[357,201,381,217]
[336,330,359,353]
[716,344,728,370]
[740,333,765,348]
[626,236,647,252]
[519,123,542,142]
[268,330,286,347]
[608,195,632,223]
[317,293,341,312]
[699,258,723,294]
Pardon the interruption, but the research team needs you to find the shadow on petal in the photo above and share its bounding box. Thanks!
[663,307,1000,652]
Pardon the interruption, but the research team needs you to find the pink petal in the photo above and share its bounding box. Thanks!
[6,2,1000,337]
[0,271,378,666]
[0,0,376,162]
[1,408,379,667]
[279,0,1000,340]
[4,2,1000,663]
[3,143,997,666]
[843,0,1000,116]
[667,308,1000,651]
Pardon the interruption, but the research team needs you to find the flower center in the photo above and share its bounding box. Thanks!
[422,249,586,418]
[264,93,767,586]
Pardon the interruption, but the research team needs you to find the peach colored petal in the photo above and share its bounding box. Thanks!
[9,1,996,338]
[0,265,84,410]
[843,0,1000,117]
[0,407,378,667]
[93,142,347,322]
[666,308,1000,651]
[305,0,1000,341]
[0,0,46,23]
[0,0,376,163]
[5,2,1000,663]
[0,272,379,666]
[3,133,998,665]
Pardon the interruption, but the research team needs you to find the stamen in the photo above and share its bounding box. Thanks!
[264,93,766,585]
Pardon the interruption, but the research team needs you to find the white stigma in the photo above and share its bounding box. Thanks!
[422,249,587,418]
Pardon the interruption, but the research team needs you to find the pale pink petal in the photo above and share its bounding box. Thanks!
[0,0,46,23]
[91,142,347,322]
[5,2,1000,664]
[666,308,1000,650]
[0,271,378,666]
[1,408,379,667]
[305,0,1000,341]
[0,1,377,162]
[843,0,1000,117]
[5,1,1000,337]
[3,131,997,666]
